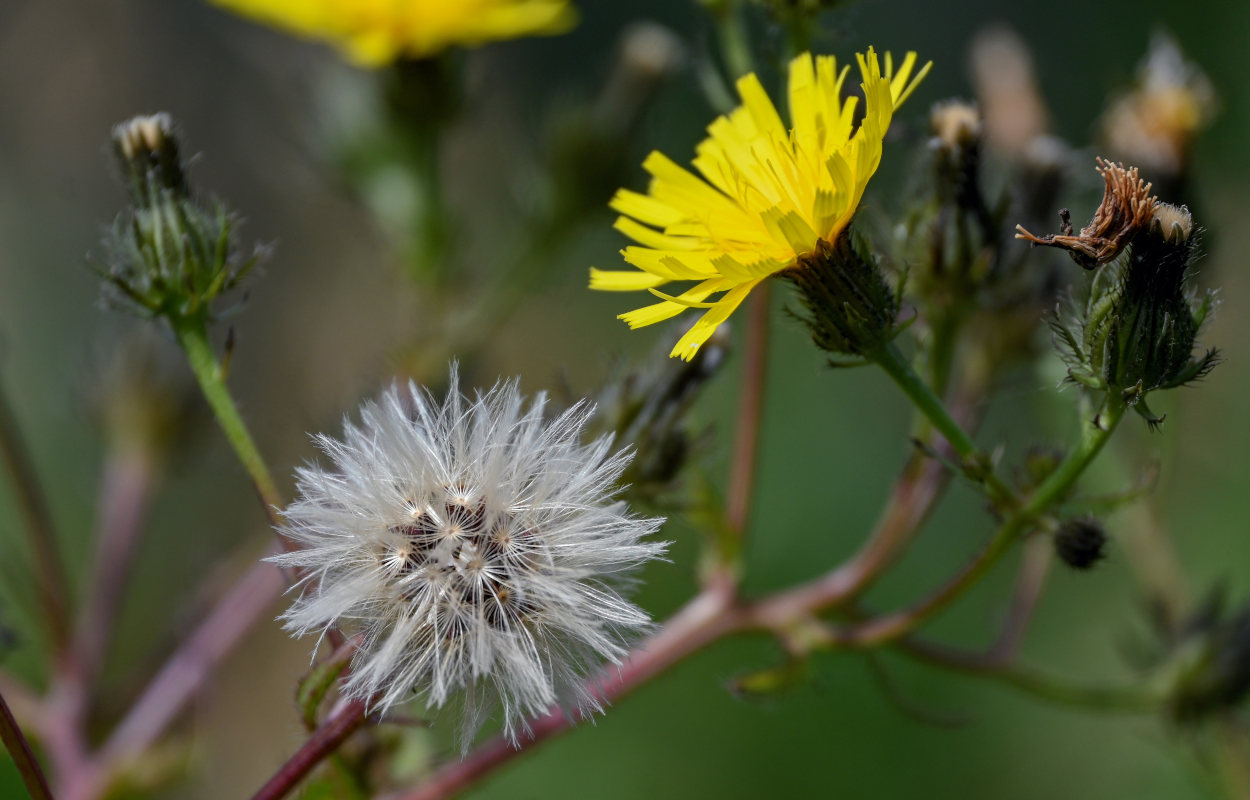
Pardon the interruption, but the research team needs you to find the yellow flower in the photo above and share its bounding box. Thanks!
[591,49,930,360]
[212,0,577,66]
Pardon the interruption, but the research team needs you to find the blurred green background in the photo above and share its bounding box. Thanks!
[1,0,1249,797]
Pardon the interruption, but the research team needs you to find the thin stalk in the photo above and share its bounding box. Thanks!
[990,535,1053,663]
[74,448,156,685]
[0,687,55,800]
[872,340,1015,506]
[900,637,1161,713]
[714,0,754,81]
[169,317,282,527]
[832,397,1126,647]
[0,375,70,651]
[249,698,370,800]
[724,284,770,547]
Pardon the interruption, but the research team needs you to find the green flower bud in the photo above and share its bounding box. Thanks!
[96,114,265,323]
[1103,203,1217,403]
[783,229,901,358]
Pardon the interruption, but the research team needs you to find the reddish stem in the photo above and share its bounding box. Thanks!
[0,687,55,800]
[98,558,286,765]
[249,698,370,800]
[724,284,771,538]
[390,586,737,800]
[75,450,155,680]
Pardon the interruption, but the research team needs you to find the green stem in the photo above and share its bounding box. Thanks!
[171,317,282,524]
[900,638,1161,713]
[873,340,1015,506]
[715,1,755,80]
[838,395,1126,646]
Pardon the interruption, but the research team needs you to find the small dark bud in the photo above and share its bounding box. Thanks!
[1054,517,1107,570]
[783,229,900,357]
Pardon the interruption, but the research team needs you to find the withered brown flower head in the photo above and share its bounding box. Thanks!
[1015,158,1158,269]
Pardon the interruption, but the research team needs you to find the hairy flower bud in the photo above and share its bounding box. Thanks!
[1102,203,1216,407]
[1165,598,1250,722]
[1041,163,1218,423]
[783,230,901,358]
[96,114,264,322]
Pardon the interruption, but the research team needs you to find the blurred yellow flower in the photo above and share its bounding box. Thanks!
[591,48,930,360]
[213,0,577,66]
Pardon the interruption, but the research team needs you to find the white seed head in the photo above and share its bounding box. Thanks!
[271,368,666,747]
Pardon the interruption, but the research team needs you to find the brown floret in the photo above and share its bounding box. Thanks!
[1015,157,1158,268]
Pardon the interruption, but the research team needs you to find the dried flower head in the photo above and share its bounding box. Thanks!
[590,48,929,360]
[272,369,666,746]
[1015,158,1158,269]
[212,0,577,66]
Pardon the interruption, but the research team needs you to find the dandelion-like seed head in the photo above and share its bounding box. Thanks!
[590,48,930,360]
[212,0,577,66]
[273,369,666,746]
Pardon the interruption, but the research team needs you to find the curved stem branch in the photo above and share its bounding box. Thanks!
[74,448,157,689]
[98,558,286,766]
[872,340,1015,507]
[391,586,738,800]
[830,397,1126,647]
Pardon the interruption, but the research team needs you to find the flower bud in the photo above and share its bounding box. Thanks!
[1040,163,1218,421]
[589,324,728,504]
[113,113,187,207]
[1101,203,1217,406]
[1053,517,1107,570]
[783,230,901,357]
[97,114,264,323]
